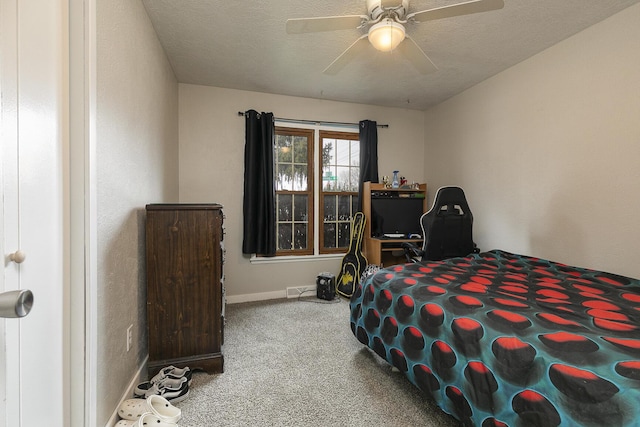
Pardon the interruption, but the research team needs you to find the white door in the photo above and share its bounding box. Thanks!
[0,0,68,425]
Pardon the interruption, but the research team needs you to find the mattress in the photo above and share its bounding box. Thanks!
[349,250,640,426]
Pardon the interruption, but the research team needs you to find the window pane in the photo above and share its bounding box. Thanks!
[335,166,353,191]
[278,223,292,251]
[336,139,350,165]
[338,195,351,220]
[337,222,350,247]
[294,195,308,221]
[350,168,359,191]
[276,164,293,191]
[322,139,335,190]
[278,194,292,221]
[293,165,308,191]
[294,223,307,250]
[323,195,336,221]
[350,143,360,167]
[323,223,336,248]
[352,196,359,214]
[293,136,307,159]
[276,135,293,163]
[322,139,335,163]
[322,166,338,191]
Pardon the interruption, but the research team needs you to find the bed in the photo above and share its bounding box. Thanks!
[350,250,640,426]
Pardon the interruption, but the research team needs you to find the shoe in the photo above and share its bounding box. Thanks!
[139,376,189,403]
[117,395,181,423]
[134,375,189,399]
[134,365,192,396]
[115,412,177,427]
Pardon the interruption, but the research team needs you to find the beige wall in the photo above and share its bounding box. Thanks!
[96,0,179,424]
[95,2,640,422]
[423,4,640,279]
[178,85,425,299]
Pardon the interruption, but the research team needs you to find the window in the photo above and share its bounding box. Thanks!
[275,127,314,255]
[274,126,359,256]
[319,131,359,254]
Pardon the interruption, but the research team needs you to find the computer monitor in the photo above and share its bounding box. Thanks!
[370,197,424,237]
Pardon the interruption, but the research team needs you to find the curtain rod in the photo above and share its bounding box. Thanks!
[237,111,388,129]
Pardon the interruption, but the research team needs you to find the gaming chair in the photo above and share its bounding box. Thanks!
[402,186,478,262]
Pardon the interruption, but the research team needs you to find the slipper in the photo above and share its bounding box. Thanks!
[115,412,177,427]
[117,395,181,423]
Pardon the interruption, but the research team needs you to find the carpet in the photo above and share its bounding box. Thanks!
[175,297,460,426]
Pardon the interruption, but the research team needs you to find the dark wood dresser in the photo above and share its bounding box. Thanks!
[145,204,225,375]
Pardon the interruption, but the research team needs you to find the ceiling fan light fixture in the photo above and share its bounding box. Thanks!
[368,18,405,52]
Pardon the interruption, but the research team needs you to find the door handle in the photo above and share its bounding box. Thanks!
[0,290,34,318]
[9,250,26,264]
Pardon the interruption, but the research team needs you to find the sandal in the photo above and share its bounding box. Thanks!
[115,412,177,426]
[117,395,181,423]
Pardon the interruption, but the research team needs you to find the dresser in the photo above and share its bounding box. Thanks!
[145,204,225,375]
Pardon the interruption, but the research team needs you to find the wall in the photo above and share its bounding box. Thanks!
[178,85,425,299]
[423,4,640,279]
[96,0,179,424]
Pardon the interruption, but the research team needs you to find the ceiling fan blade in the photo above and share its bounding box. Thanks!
[407,0,504,23]
[397,36,438,74]
[286,15,368,34]
[323,35,369,75]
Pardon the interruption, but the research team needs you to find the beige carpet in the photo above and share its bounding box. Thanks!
[174,297,461,426]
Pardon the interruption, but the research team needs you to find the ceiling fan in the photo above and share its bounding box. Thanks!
[286,0,504,75]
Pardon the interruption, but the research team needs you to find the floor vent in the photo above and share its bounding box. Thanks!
[285,286,316,299]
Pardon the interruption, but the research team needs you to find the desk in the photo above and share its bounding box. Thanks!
[364,237,423,267]
[361,181,427,267]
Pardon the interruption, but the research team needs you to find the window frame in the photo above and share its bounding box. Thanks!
[318,130,360,255]
[272,123,360,258]
[274,126,315,256]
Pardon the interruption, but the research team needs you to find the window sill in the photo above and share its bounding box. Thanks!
[250,253,344,264]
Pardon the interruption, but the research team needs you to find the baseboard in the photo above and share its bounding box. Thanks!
[104,356,148,427]
[226,282,326,304]
[226,290,287,304]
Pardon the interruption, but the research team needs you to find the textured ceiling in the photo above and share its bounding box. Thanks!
[141,0,640,110]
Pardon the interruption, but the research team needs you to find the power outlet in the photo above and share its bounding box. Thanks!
[126,324,133,352]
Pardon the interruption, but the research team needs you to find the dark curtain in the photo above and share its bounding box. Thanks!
[358,119,379,211]
[242,110,276,256]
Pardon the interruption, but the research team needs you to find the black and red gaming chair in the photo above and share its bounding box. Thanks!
[403,186,478,262]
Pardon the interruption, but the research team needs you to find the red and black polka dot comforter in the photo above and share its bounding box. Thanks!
[350,250,640,426]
